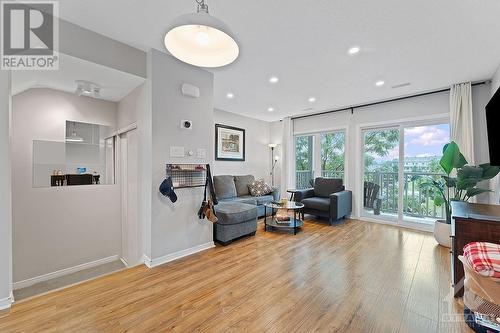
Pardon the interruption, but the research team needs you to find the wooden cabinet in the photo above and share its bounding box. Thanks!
[451,202,500,297]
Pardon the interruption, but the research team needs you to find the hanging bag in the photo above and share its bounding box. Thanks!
[198,164,218,222]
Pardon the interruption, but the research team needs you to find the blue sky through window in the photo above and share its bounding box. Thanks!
[370,123,450,163]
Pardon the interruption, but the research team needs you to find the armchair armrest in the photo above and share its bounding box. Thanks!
[330,190,352,220]
[270,187,281,201]
[294,188,315,202]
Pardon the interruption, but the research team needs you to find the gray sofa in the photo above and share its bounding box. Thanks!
[214,201,258,245]
[295,177,352,225]
[213,175,280,218]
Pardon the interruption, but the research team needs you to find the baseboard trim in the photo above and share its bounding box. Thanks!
[0,291,14,310]
[13,255,120,290]
[361,216,434,233]
[143,242,215,268]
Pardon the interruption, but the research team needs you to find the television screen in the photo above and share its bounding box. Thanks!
[486,87,500,166]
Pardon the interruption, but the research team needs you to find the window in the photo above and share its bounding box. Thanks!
[294,130,347,189]
[321,131,345,180]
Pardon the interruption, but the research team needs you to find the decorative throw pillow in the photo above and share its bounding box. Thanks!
[248,179,273,197]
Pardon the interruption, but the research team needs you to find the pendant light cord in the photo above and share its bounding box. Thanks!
[196,0,209,13]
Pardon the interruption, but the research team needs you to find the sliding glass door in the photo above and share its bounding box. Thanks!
[361,121,450,226]
[402,124,449,223]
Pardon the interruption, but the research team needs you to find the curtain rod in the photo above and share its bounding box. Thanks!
[290,80,490,121]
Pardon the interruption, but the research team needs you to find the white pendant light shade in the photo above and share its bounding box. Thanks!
[164,11,239,68]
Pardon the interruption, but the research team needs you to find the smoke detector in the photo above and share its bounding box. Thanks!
[75,80,101,98]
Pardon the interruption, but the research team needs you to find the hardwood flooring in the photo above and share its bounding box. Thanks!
[0,219,472,332]
[13,260,126,302]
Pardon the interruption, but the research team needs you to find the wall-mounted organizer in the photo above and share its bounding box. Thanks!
[166,164,206,189]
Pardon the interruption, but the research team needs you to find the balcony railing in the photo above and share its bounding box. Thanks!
[365,171,445,219]
[296,170,314,189]
[295,170,445,219]
[295,170,345,190]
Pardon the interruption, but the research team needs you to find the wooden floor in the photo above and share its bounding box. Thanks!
[0,219,472,332]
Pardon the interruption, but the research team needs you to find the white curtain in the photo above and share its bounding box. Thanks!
[450,82,475,164]
[280,117,294,196]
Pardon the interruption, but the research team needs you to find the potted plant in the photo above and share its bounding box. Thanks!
[422,141,499,247]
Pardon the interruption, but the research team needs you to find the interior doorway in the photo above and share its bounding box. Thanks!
[119,129,141,267]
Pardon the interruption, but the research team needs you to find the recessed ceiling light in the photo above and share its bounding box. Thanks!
[348,46,360,55]
[269,76,279,84]
[308,97,316,103]
[375,80,385,87]
[268,107,275,112]
[226,92,234,99]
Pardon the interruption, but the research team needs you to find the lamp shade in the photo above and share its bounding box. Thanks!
[164,11,239,68]
[268,143,278,148]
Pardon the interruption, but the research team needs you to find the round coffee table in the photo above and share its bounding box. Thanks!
[263,201,304,235]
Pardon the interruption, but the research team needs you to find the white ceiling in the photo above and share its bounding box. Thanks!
[52,0,500,121]
[12,53,145,102]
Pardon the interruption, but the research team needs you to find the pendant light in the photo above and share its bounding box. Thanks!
[164,0,239,68]
[66,122,84,143]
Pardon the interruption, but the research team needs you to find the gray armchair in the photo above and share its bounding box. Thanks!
[295,178,352,225]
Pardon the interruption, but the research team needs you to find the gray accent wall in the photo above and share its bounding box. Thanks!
[59,19,147,78]
[213,109,271,182]
[0,71,12,308]
[143,49,214,260]
[11,89,121,283]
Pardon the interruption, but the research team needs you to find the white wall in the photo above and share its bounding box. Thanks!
[0,71,13,309]
[213,109,271,181]
[117,83,145,129]
[145,49,214,261]
[11,88,121,283]
[492,64,500,94]
[269,120,284,194]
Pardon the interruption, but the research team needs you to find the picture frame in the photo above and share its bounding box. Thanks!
[215,124,245,161]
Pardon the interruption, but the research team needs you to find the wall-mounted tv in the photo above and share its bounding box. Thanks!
[486,86,500,166]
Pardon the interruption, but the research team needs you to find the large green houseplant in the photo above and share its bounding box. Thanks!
[422,141,499,247]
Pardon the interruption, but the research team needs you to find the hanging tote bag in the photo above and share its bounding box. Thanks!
[198,164,218,222]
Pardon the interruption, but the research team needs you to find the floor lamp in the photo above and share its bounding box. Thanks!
[268,144,279,186]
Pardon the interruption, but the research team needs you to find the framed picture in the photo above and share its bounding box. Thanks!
[215,124,245,161]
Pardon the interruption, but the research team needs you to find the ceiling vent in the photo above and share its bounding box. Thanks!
[75,80,101,98]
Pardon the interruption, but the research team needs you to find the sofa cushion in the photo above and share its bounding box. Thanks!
[248,179,273,197]
[234,175,255,196]
[221,196,257,205]
[255,195,274,205]
[213,175,237,200]
[215,202,258,225]
[301,197,330,212]
[314,178,344,198]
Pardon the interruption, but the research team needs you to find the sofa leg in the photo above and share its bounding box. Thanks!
[217,239,233,246]
[329,217,333,226]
